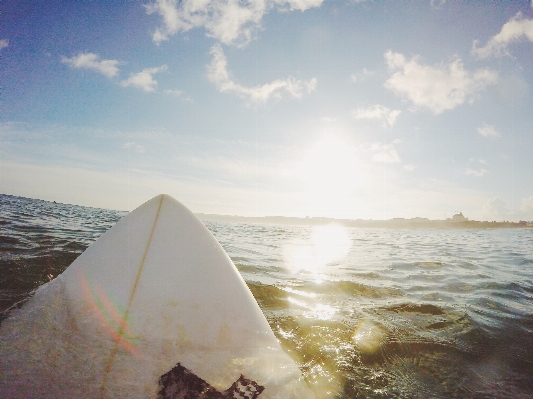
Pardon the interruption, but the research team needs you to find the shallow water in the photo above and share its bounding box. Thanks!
[1,194,532,398]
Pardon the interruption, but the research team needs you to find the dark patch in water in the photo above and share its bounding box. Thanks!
[0,253,80,314]
[247,282,287,309]
[425,320,452,330]
[388,303,445,315]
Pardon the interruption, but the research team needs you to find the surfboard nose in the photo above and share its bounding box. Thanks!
[0,194,316,398]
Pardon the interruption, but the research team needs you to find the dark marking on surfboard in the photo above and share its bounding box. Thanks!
[225,375,265,399]
[157,363,265,399]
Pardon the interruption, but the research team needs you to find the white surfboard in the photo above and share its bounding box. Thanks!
[0,194,315,399]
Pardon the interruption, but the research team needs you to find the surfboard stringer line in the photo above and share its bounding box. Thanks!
[98,194,165,398]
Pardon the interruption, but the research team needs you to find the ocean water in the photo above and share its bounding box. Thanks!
[1,194,532,398]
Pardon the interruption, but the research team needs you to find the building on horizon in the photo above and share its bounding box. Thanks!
[450,212,468,222]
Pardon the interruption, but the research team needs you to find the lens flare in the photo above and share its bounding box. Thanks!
[79,273,140,355]
[352,319,387,355]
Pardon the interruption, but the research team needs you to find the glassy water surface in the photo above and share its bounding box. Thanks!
[1,194,532,398]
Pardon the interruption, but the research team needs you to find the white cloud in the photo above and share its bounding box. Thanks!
[122,142,145,153]
[207,44,316,103]
[469,158,487,164]
[0,39,8,50]
[430,0,446,7]
[384,51,498,114]
[472,12,533,58]
[273,0,324,11]
[477,123,501,138]
[521,196,533,212]
[120,65,167,92]
[465,168,489,177]
[145,0,323,46]
[165,89,193,102]
[371,140,401,163]
[352,104,401,127]
[61,52,120,78]
[350,68,375,83]
[404,164,414,171]
[178,153,278,183]
[478,196,533,223]
[164,89,182,96]
[482,197,509,220]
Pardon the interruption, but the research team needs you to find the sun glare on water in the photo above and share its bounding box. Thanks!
[281,225,353,397]
[285,224,352,281]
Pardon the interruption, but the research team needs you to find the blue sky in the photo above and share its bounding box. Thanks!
[1,0,532,221]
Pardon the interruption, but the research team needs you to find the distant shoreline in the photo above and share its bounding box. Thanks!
[1,193,530,229]
[196,213,531,229]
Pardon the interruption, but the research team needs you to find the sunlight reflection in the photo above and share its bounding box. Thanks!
[305,362,342,399]
[312,224,351,261]
[285,224,352,281]
[282,287,318,298]
[287,297,337,320]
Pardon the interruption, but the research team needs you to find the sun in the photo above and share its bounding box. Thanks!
[299,139,356,190]
[290,136,365,217]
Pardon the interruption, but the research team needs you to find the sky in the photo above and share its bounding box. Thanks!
[1,0,532,221]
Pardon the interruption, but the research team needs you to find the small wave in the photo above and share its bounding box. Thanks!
[247,282,287,310]
[385,303,445,315]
